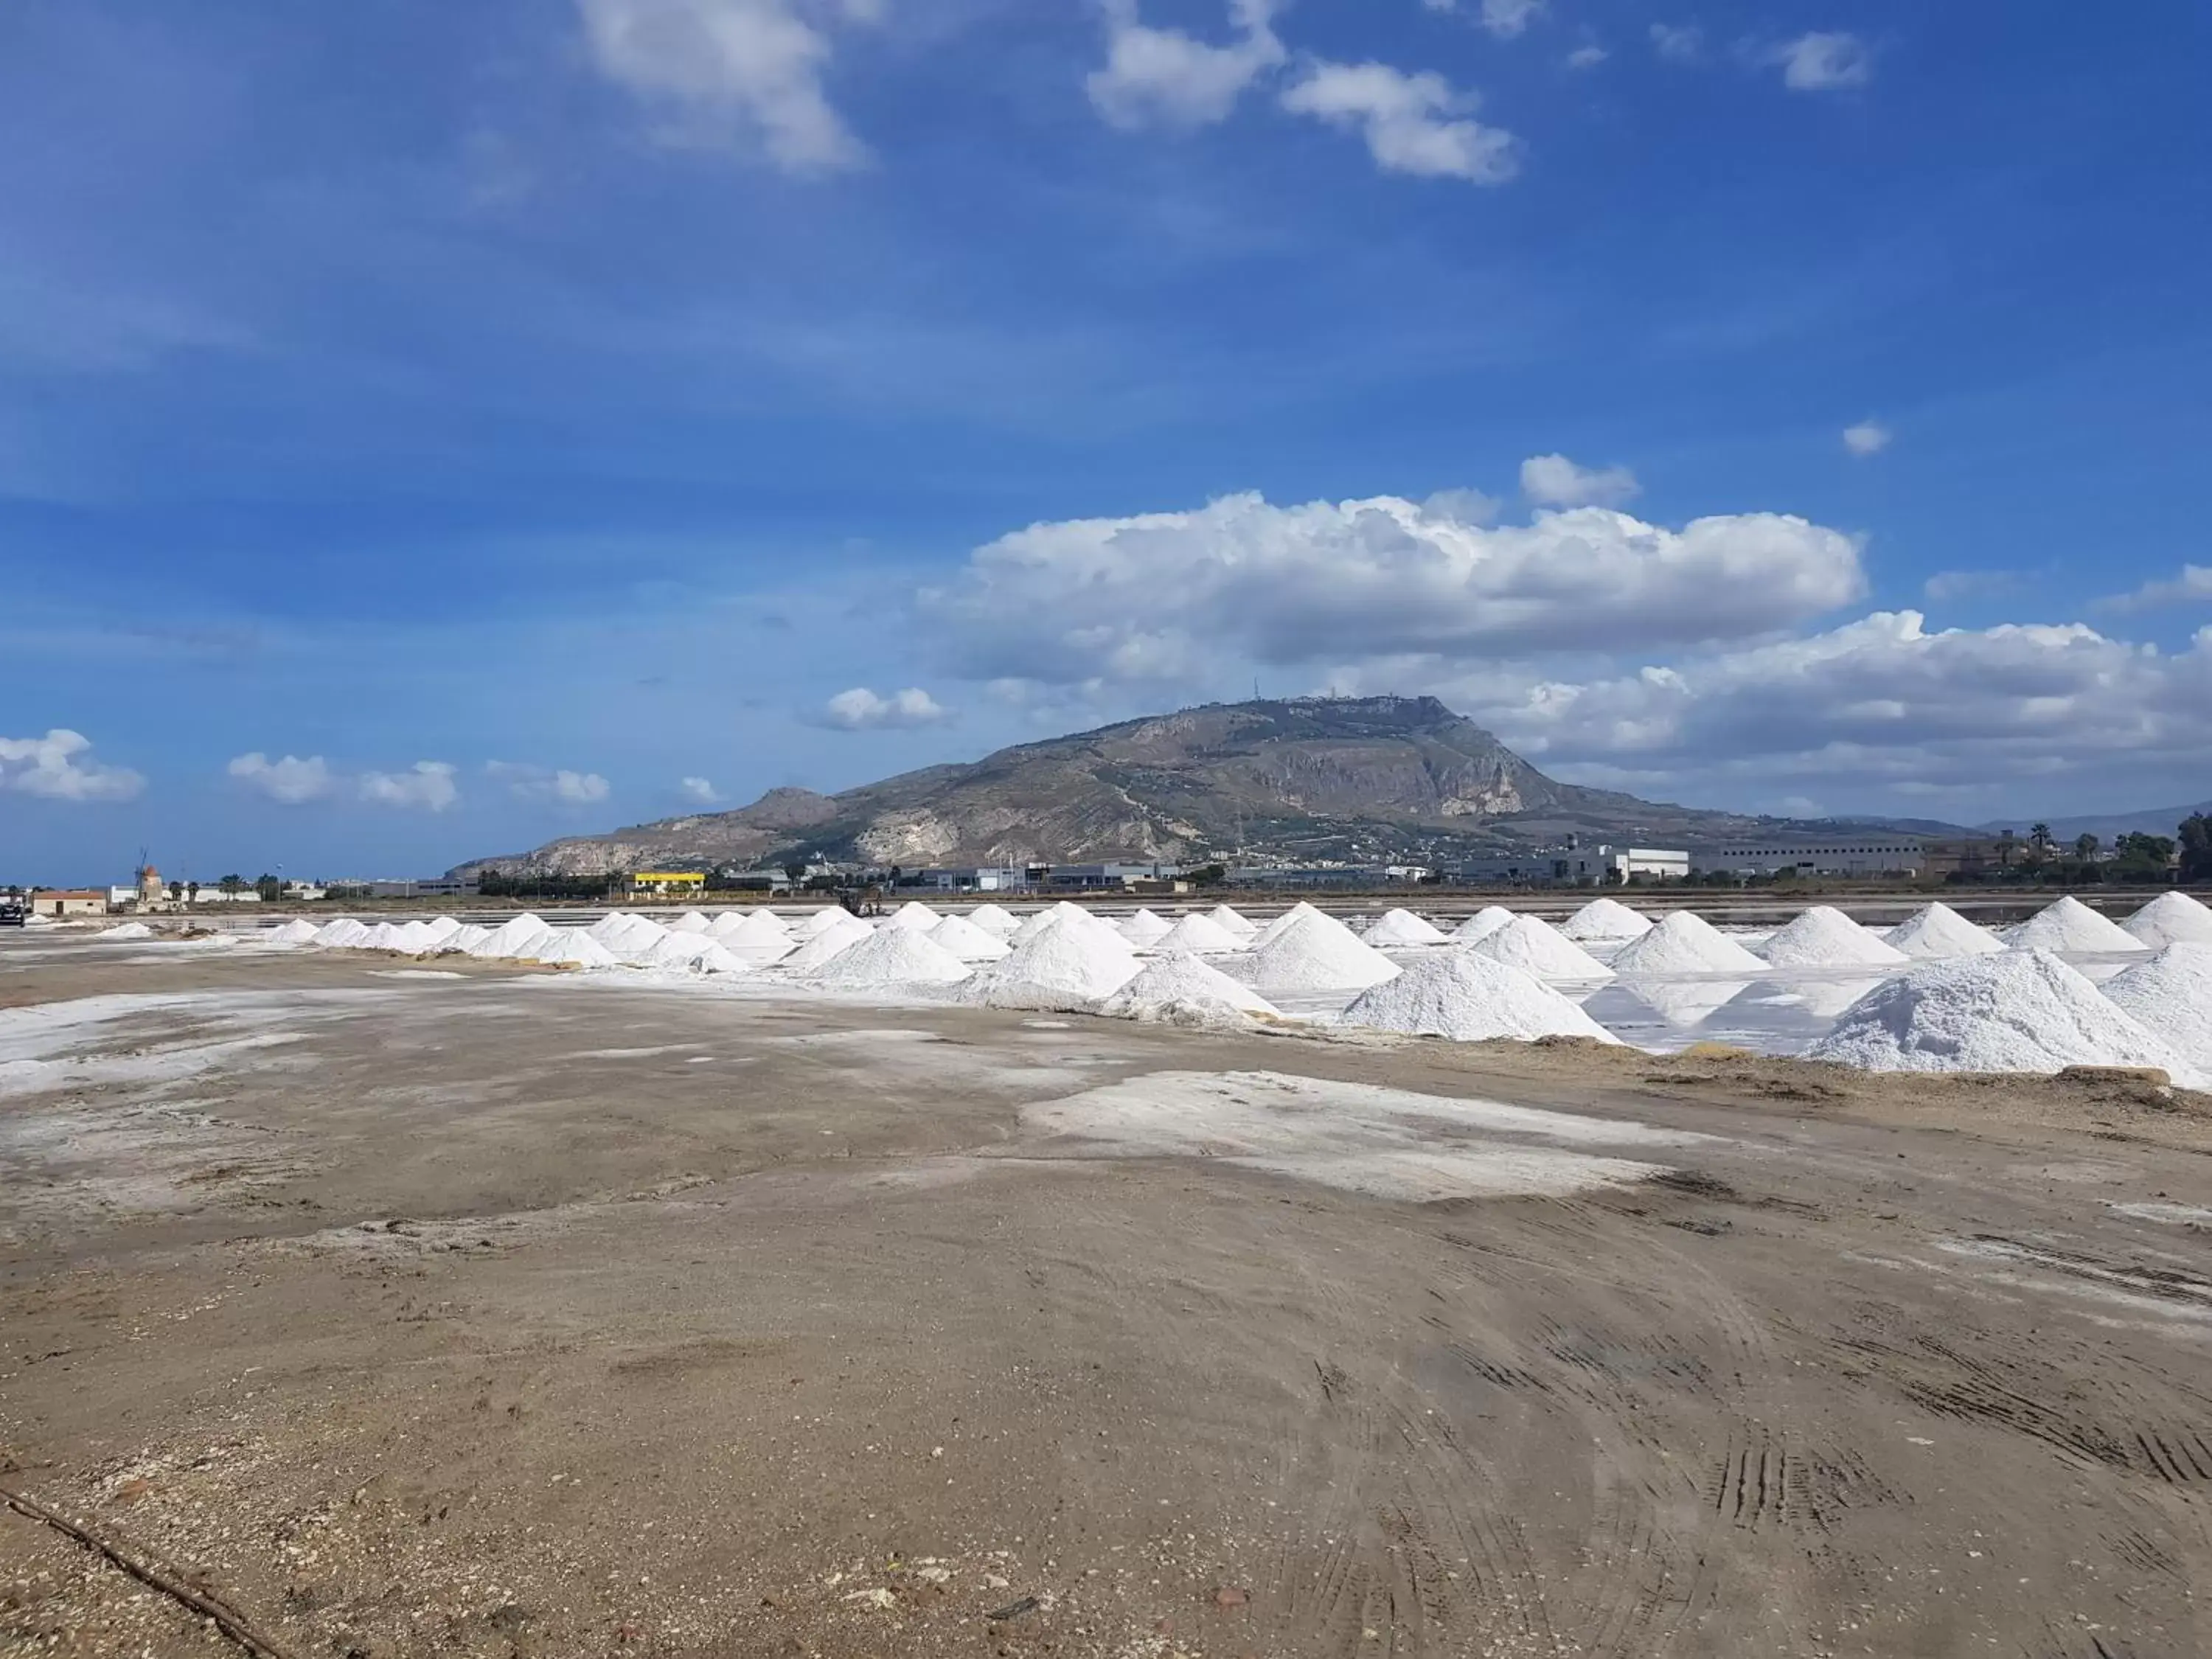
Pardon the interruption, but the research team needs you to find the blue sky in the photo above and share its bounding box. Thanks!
[4,0,2208,883]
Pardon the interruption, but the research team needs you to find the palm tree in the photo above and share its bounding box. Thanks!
[2074,832,2099,863]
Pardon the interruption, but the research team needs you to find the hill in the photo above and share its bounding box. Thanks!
[1978,801,2212,843]
[455,695,1807,878]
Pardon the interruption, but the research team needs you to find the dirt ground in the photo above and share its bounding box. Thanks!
[5,943,2212,1658]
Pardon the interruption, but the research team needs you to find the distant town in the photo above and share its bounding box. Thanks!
[10,818,2208,919]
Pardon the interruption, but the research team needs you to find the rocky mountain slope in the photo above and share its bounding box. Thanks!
[455,695,1786,877]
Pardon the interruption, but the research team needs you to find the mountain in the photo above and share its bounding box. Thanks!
[1977,801,2212,843]
[454,695,1818,878]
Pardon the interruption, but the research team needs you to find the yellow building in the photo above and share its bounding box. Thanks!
[628,871,708,902]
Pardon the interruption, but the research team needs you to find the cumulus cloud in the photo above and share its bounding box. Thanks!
[1087,0,1284,131]
[1280,61,1518,183]
[227,752,338,805]
[1420,0,1545,35]
[2099,565,2212,614]
[1649,23,1702,64]
[1922,568,2020,604]
[0,729,145,803]
[920,491,1866,686]
[1564,44,1607,70]
[358,762,461,813]
[1447,611,2212,793]
[823,686,951,729]
[1772,31,1871,91]
[488,761,613,805]
[1842,419,1891,457]
[1520,453,1640,508]
[576,0,872,171]
[679,776,721,803]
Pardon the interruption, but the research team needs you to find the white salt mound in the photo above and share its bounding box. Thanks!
[588,913,639,944]
[1147,912,1245,954]
[423,916,463,941]
[1099,955,1281,1027]
[1012,902,1121,947]
[1466,916,1613,981]
[1453,906,1515,943]
[1758,905,1910,970]
[1559,898,1653,942]
[1885,902,2005,959]
[2101,943,2212,1077]
[793,908,856,939]
[719,911,794,950]
[1255,902,1330,947]
[928,914,1015,961]
[525,930,619,969]
[1809,949,2201,1087]
[669,911,712,935]
[1237,910,1400,992]
[1206,904,1258,939]
[778,917,874,974]
[445,925,493,953]
[804,925,973,987]
[2124,891,2212,950]
[1343,952,1622,1046]
[964,903,1020,937]
[2003,895,2149,954]
[473,914,552,959]
[93,922,155,942]
[268,919,322,945]
[888,900,942,932]
[1610,912,1768,976]
[1362,908,1448,947]
[640,931,718,967]
[956,912,1141,1009]
[1118,908,1174,945]
[689,942,751,975]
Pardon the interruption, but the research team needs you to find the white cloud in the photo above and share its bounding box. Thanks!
[680,776,721,804]
[823,686,952,729]
[1478,0,1545,39]
[1564,44,1607,70]
[1441,611,2212,793]
[576,0,872,172]
[1772,31,1871,91]
[358,762,461,813]
[1087,0,1285,131]
[488,761,613,804]
[1280,61,1519,184]
[921,490,1865,685]
[0,729,145,803]
[2099,565,2212,614]
[1520,453,1640,508]
[1921,568,2021,603]
[1842,419,1891,456]
[227,752,338,805]
[1649,23,1702,64]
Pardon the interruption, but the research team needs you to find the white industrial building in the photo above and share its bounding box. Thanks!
[1689,839,1925,878]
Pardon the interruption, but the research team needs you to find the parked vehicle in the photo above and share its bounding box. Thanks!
[0,900,27,928]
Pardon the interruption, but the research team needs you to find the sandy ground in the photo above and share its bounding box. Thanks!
[5,943,2212,1658]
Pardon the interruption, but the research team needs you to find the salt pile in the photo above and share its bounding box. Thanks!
[689,942,750,975]
[1237,909,1400,992]
[1099,954,1281,1027]
[888,900,942,932]
[1012,902,1118,946]
[712,911,795,958]
[928,914,1015,961]
[793,908,857,939]
[1206,904,1259,940]
[965,903,1020,937]
[956,911,1141,1009]
[2101,943,2212,1076]
[1362,908,1448,947]
[803,925,973,987]
[1809,949,2201,1086]
[779,915,874,974]
[445,925,493,953]
[706,909,768,940]
[1466,916,1613,981]
[268,919,322,945]
[470,915,555,959]
[670,911,714,935]
[1147,912,1246,954]
[2003,895,2149,954]
[311,917,367,947]
[1610,912,1768,976]
[1342,952,1621,1046]
[1559,898,1654,942]
[524,930,619,969]
[1453,907,1514,943]
[1254,902,1329,947]
[2124,891,2212,950]
[588,913,642,945]
[92,922,155,942]
[1117,908,1174,945]
[640,931,718,967]
[1885,902,2005,959]
[1757,905,1910,970]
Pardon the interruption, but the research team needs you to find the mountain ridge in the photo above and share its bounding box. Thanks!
[452,695,1925,878]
